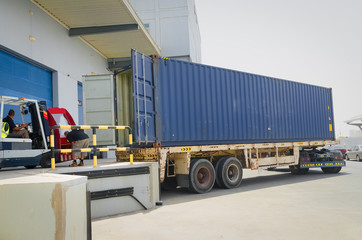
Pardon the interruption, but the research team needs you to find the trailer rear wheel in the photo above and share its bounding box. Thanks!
[217,157,243,189]
[289,165,309,175]
[189,159,215,194]
[213,156,228,188]
[321,167,342,174]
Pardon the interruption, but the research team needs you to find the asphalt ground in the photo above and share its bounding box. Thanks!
[92,160,362,240]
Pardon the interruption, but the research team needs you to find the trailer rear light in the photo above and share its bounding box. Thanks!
[299,151,311,162]
[332,151,344,161]
[300,157,310,162]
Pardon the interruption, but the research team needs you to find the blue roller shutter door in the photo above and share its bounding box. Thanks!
[0,49,52,123]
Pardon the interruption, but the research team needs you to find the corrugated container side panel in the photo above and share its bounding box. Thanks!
[157,58,334,146]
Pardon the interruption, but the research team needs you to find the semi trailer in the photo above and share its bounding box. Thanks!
[85,50,346,193]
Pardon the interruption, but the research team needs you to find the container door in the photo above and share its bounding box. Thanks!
[132,49,156,145]
[83,74,115,145]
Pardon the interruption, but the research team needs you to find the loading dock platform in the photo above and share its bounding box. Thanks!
[0,159,160,240]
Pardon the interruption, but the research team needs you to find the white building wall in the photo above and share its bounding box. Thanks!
[129,0,201,63]
[0,0,110,123]
[187,0,202,63]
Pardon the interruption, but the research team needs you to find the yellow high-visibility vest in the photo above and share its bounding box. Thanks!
[1,122,9,138]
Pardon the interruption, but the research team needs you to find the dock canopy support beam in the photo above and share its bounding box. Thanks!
[69,24,138,36]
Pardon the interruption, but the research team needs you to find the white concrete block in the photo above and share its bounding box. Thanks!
[0,173,88,240]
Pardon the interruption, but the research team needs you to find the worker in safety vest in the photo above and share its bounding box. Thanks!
[2,109,30,138]
[1,122,9,138]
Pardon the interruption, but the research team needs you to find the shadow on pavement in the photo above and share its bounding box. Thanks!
[160,169,350,205]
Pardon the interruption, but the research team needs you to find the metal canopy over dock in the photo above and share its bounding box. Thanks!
[31,0,161,58]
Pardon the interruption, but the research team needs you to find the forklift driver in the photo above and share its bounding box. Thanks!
[3,109,30,138]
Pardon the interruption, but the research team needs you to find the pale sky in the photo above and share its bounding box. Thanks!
[195,0,362,137]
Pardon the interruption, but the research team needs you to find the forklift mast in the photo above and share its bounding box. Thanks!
[28,101,50,149]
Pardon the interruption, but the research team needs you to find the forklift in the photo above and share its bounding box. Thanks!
[0,96,51,169]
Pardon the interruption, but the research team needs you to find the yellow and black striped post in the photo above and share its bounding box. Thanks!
[128,128,133,164]
[50,124,133,167]
[130,151,134,165]
[50,129,55,170]
[92,127,97,167]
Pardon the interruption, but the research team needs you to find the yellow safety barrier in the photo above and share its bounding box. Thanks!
[92,128,97,167]
[81,148,92,152]
[60,149,72,153]
[98,148,109,152]
[50,124,133,169]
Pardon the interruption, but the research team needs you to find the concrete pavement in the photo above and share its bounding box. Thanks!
[92,161,362,240]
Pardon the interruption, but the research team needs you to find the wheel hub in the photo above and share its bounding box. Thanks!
[227,164,239,183]
[197,167,211,186]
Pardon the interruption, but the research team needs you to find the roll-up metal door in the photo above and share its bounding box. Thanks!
[0,49,52,123]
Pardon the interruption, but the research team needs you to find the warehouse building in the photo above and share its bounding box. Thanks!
[129,0,201,62]
[0,0,200,125]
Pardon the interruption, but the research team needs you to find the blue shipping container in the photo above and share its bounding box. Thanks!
[131,50,335,146]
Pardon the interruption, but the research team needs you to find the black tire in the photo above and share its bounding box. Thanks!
[346,155,349,160]
[189,159,215,194]
[289,165,309,175]
[217,157,243,189]
[213,156,228,188]
[161,177,178,191]
[357,155,360,162]
[331,167,342,173]
[322,167,342,174]
[25,165,37,169]
[40,152,52,168]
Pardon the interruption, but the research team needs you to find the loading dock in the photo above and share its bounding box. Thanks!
[0,159,160,239]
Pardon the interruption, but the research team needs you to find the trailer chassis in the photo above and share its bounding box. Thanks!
[117,140,345,193]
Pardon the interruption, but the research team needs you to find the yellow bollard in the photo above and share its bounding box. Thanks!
[130,153,134,165]
[51,157,55,170]
[50,132,55,170]
[129,134,133,145]
[50,134,54,147]
[93,155,97,167]
[93,134,97,146]
[92,129,97,167]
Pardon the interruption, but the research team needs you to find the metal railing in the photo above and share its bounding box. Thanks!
[50,125,133,169]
